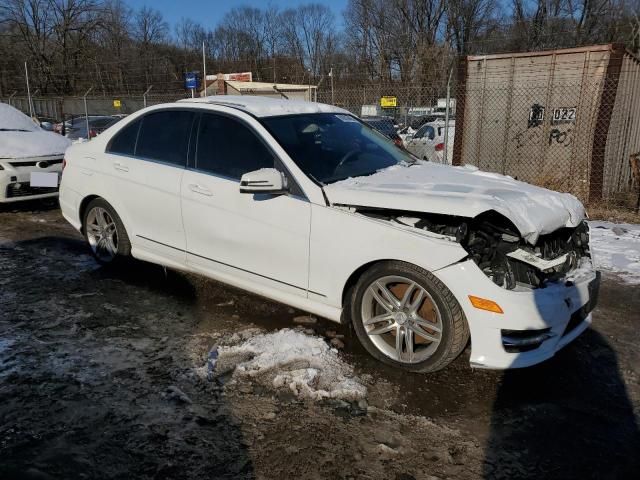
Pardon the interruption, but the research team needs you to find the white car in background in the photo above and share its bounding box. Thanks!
[0,103,71,203]
[405,120,455,164]
[59,96,599,373]
[397,125,416,144]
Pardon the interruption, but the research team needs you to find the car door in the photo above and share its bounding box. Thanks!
[180,111,311,297]
[103,109,194,263]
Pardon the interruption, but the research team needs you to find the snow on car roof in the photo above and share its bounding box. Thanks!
[178,95,350,118]
[0,102,39,132]
[0,102,71,158]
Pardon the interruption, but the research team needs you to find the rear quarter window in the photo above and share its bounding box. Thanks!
[107,118,141,156]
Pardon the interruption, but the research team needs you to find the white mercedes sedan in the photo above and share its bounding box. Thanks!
[59,96,600,372]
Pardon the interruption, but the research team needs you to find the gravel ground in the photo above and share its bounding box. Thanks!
[1,201,639,480]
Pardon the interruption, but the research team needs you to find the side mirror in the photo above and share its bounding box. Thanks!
[239,168,288,195]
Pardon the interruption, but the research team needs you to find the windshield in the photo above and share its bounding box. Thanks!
[261,113,415,184]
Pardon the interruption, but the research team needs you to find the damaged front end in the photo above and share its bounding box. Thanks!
[350,207,592,290]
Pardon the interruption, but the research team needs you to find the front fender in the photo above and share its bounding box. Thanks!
[309,204,468,308]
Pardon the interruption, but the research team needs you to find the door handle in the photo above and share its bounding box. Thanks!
[188,183,212,196]
[113,162,129,172]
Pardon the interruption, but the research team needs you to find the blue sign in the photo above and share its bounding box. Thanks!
[184,72,198,90]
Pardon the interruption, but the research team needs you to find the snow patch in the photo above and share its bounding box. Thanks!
[589,221,640,284]
[215,328,366,401]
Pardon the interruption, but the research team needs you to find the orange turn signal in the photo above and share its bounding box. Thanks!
[468,295,504,314]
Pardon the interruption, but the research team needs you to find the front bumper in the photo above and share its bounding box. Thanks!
[0,156,62,203]
[434,259,600,369]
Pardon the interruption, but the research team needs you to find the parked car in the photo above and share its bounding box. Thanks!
[404,120,455,164]
[64,115,122,141]
[0,103,71,202]
[362,116,403,147]
[407,114,447,129]
[397,125,416,144]
[35,115,60,132]
[60,96,599,373]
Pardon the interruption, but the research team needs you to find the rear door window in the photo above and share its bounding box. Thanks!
[195,113,275,180]
[136,110,195,167]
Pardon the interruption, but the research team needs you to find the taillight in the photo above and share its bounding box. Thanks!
[89,129,97,138]
[62,157,67,171]
[394,137,402,147]
[435,143,444,151]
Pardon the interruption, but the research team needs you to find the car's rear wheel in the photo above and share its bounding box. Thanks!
[350,261,469,372]
[83,198,131,264]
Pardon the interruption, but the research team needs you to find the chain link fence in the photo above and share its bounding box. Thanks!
[3,49,639,218]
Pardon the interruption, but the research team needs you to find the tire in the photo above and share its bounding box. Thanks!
[82,198,131,265]
[350,261,469,373]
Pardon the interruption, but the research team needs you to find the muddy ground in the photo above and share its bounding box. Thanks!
[1,201,639,480]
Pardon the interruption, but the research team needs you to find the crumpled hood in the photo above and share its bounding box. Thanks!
[0,130,71,159]
[323,163,585,244]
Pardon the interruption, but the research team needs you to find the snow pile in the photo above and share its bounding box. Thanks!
[0,103,71,158]
[589,221,640,284]
[215,328,366,401]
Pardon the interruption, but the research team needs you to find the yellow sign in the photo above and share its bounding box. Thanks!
[380,96,397,108]
[113,99,121,108]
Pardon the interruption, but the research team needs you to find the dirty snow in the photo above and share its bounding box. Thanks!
[0,338,15,356]
[0,103,71,158]
[213,328,366,401]
[325,162,585,245]
[589,221,640,284]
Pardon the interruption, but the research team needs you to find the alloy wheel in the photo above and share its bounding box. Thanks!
[360,275,443,363]
[86,206,119,262]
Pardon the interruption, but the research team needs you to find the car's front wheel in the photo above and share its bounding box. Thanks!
[350,261,469,372]
[83,198,131,265]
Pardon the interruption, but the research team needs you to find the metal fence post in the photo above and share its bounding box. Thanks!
[24,62,34,118]
[83,86,93,140]
[443,68,452,164]
[143,85,153,108]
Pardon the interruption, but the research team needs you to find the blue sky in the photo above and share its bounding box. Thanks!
[126,0,349,29]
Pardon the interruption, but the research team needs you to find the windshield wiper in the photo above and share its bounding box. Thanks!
[0,128,31,132]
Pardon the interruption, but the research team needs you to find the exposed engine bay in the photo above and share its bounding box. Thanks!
[351,207,592,290]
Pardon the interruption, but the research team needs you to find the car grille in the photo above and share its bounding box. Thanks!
[508,221,592,287]
[6,183,59,198]
[9,158,63,168]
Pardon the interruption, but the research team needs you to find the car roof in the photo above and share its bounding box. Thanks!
[178,95,350,118]
[363,117,394,125]
[422,119,455,127]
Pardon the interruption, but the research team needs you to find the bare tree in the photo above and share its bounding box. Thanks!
[132,5,168,87]
[446,0,497,54]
